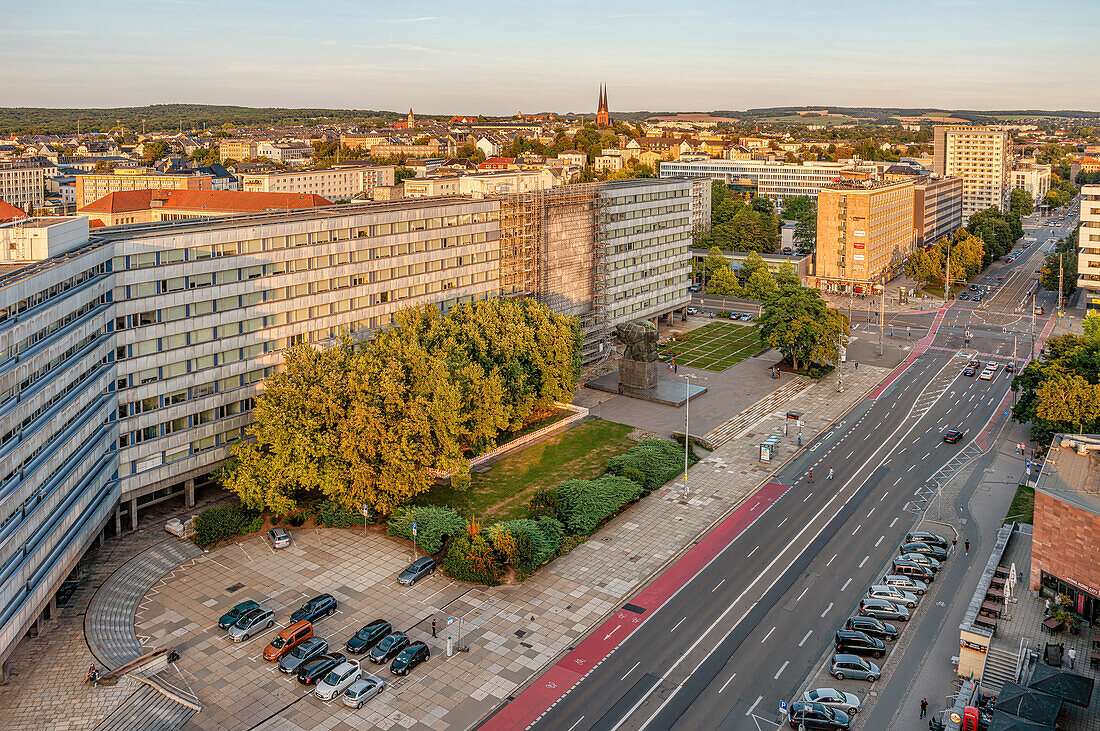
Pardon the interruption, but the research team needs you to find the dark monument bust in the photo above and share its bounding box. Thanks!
[616,320,659,390]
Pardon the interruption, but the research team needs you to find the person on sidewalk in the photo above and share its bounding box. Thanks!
[1067,647,1076,669]
[920,698,928,719]
[432,618,437,638]
[964,539,970,555]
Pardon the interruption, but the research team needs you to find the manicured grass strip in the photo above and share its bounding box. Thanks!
[1004,485,1034,525]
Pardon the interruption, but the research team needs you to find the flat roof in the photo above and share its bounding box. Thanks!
[1035,435,1100,517]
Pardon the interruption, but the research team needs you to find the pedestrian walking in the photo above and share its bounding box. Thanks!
[855,361,859,369]
[920,698,928,719]
[952,537,958,552]
[808,469,813,484]
[964,538,970,555]
[673,361,678,373]
[1068,647,1076,669]
[828,467,834,480]
[431,618,437,638]
[618,384,624,395]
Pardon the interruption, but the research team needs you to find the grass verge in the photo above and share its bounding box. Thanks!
[1004,485,1035,525]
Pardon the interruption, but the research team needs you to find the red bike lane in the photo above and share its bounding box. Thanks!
[481,480,791,730]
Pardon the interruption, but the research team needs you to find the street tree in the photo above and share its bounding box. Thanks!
[781,195,814,221]
[946,229,985,282]
[793,212,816,253]
[705,246,730,280]
[743,268,777,300]
[904,246,943,286]
[709,266,741,310]
[1009,187,1035,218]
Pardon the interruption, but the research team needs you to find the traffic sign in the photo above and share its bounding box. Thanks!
[412,522,418,536]
[779,700,788,715]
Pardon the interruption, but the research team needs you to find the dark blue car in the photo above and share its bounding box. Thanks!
[291,594,338,624]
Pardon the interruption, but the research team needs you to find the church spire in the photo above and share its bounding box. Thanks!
[597,83,610,128]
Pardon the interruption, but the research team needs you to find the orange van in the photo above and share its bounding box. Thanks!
[263,620,313,661]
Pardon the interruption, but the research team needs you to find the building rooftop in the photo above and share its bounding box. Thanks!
[78,189,332,215]
[821,178,914,192]
[1035,435,1100,517]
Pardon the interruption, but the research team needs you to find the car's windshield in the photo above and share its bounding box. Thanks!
[323,670,341,685]
[270,636,286,649]
[291,644,310,657]
[357,627,374,639]
[377,637,393,650]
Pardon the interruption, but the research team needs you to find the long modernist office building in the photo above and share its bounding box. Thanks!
[659,158,880,203]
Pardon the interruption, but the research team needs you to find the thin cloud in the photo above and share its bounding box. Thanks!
[385,16,439,23]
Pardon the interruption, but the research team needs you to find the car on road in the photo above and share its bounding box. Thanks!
[900,540,949,559]
[868,584,918,608]
[986,361,999,371]
[906,531,949,549]
[398,557,437,586]
[858,597,910,622]
[979,369,994,381]
[368,632,410,664]
[390,641,430,676]
[1005,362,1015,373]
[958,292,969,300]
[728,311,741,320]
[1035,306,1045,315]
[969,284,979,291]
[898,552,941,573]
[973,293,982,302]
[263,619,313,661]
[346,619,392,654]
[829,654,880,682]
[268,527,291,548]
[279,637,328,674]
[314,659,363,701]
[802,688,863,716]
[740,313,753,321]
[343,675,385,709]
[845,615,898,643]
[892,558,935,582]
[943,429,964,443]
[228,605,275,641]
[963,366,976,377]
[297,652,347,686]
[290,594,338,624]
[882,574,928,595]
[834,630,885,658]
[218,599,259,630]
[686,306,699,315]
[787,701,851,729]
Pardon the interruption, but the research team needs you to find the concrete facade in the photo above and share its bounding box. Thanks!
[240,165,396,201]
[75,169,213,209]
[933,125,1010,220]
[1079,185,1100,308]
[913,175,964,247]
[689,177,713,230]
[659,158,878,203]
[1011,163,1052,203]
[0,162,45,213]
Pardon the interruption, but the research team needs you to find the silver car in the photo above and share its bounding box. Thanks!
[830,654,880,682]
[802,687,863,715]
[268,527,291,549]
[868,584,918,609]
[342,674,385,709]
[859,597,910,622]
[314,660,362,701]
[882,574,928,595]
[228,605,275,641]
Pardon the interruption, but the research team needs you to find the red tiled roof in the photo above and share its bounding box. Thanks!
[78,189,332,214]
[0,199,27,223]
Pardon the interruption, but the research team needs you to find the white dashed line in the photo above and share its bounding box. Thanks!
[670,617,686,633]
[826,553,837,567]
[719,673,737,694]
[858,556,869,568]
[798,630,813,647]
[761,626,775,643]
[822,603,833,617]
[841,578,853,590]
[774,661,789,679]
[712,579,726,593]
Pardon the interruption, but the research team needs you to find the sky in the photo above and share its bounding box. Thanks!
[2,0,1098,114]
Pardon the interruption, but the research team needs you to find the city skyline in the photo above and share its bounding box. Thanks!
[3,0,1099,113]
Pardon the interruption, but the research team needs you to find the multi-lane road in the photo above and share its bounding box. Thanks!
[488,213,1072,731]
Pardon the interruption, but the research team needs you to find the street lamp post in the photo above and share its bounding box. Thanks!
[682,373,690,498]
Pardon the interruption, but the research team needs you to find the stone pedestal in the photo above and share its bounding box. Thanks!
[619,359,659,391]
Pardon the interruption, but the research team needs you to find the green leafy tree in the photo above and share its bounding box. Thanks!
[1040,230,1078,296]
[758,282,848,371]
[394,166,416,184]
[709,266,741,309]
[1009,187,1035,218]
[947,229,985,282]
[705,246,729,277]
[794,212,816,253]
[743,268,777,300]
[905,246,943,286]
[142,140,170,163]
[781,195,814,221]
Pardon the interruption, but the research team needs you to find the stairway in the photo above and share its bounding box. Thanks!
[702,378,812,449]
[981,644,1020,694]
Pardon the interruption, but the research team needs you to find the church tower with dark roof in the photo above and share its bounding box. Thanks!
[596,84,610,128]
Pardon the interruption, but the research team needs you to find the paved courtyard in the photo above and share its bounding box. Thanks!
[659,320,763,371]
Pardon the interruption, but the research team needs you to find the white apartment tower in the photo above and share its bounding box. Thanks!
[933,125,1011,220]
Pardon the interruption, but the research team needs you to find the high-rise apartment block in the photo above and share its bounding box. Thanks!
[913,176,964,247]
[1077,184,1100,309]
[933,125,1010,220]
[0,162,46,212]
[815,179,916,292]
[240,164,395,201]
[75,169,213,209]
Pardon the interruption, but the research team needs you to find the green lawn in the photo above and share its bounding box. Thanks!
[660,321,765,371]
[1005,485,1035,525]
[414,419,636,522]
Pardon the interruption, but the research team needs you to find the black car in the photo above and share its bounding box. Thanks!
[943,429,963,444]
[217,599,259,630]
[834,630,885,658]
[845,615,899,643]
[398,557,437,586]
[906,531,949,549]
[900,541,948,559]
[279,637,328,674]
[296,652,346,685]
[290,594,338,624]
[1005,362,1016,373]
[892,559,935,582]
[368,632,410,664]
[963,366,976,377]
[390,641,430,676]
[346,619,392,654]
[787,701,851,730]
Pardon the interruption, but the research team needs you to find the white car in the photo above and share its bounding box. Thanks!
[686,306,699,315]
[868,584,918,609]
[802,687,863,715]
[314,660,363,701]
[979,369,994,381]
[342,674,385,709]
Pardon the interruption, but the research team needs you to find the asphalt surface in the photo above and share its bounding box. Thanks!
[500,215,1071,731]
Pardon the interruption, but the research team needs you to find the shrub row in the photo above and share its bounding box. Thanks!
[441,515,565,585]
[317,500,363,528]
[386,505,465,554]
[193,504,264,548]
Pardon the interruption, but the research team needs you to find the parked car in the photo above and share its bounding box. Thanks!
[834,630,885,658]
[390,641,430,676]
[279,637,328,674]
[740,313,753,321]
[867,584,918,609]
[728,312,741,320]
[398,557,437,586]
[228,606,275,641]
[268,527,291,549]
[844,616,898,643]
[314,660,363,701]
[686,306,699,315]
[899,541,948,559]
[346,619,392,654]
[897,552,941,573]
[858,598,910,622]
[688,283,700,292]
[892,558,935,582]
[882,574,928,595]
[290,594,338,624]
[906,531,949,549]
[802,688,862,716]
[829,654,880,682]
[943,429,964,443]
[218,599,259,630]
[787,701,851,729]
[343,675,385,709]
[368,632,410,664]
[297,652,346,686]
[263,620,313,661]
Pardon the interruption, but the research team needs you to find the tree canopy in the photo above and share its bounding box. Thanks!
[222,299,581,515]
[699,182,780,253]
[1040,229,1078,296]
[1013,323,1100,440]
[966,207,1023,263]
[1009,187,1035,218]
[759,278,848,372]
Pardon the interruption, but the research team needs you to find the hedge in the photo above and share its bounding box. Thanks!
[442,534,504,585]
[607,439,688,493]
[498,517,563,573]
[387,505,465,555]
[317,500,363,528]
[193,504,263,548]
[556,475,644,534]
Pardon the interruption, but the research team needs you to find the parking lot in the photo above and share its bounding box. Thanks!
[659,320,763,371]
[135,528,470,729]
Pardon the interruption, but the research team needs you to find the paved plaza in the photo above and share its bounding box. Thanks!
[659,320,763,370]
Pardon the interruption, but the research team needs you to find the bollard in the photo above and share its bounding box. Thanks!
[447,636,454,657]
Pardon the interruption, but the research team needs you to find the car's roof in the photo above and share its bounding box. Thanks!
[409,557,435,567]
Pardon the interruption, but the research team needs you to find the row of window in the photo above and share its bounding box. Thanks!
[0,328,107,411]
[1,294,109,367]
[119,397,254,448]
[0,354,110,450]
[603,189,688,206]
[0,261,108,324]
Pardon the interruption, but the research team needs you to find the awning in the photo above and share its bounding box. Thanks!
[1027,662,1095,708]
[994,681,1061,726]
[986,710,1055,731]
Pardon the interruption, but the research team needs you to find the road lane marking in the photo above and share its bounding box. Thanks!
[875,536,884,547]
[797,587,809,601]
[858,556,869,568]
[774,661,789,679]
[798,630,813,647]
[712,579,725,593]
[718,673,737,694]
[746,696,763,716]
[822,603,834,617]
[846,450,854,459]
[890,517,899,527]
[567,717,586,731]
[621,662,640,681]
[881,492,889,500]
[670,617,686,633]
[894,477,902,485]
[826,553,837,567]
[866,508,875,517]
[747,546,759,558]
[852,524,861,535]
[841,578,852,590]
[907,465,915,472]
[804,492,813,502]
[761,626,775,643]
[778,517,788,527]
